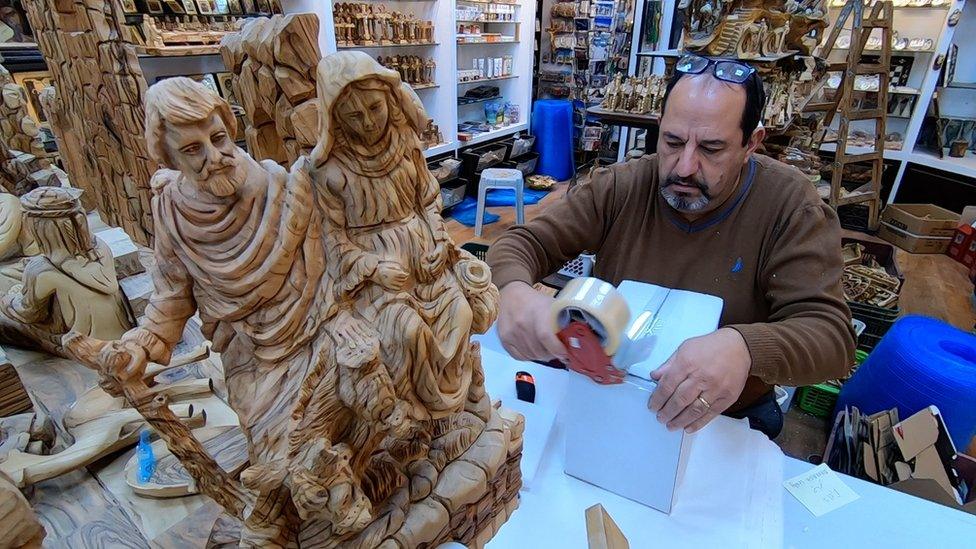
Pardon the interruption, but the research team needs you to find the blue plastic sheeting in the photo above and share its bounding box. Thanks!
[447,188,549,227]
[532,99,575,181]
[836,315,976,449]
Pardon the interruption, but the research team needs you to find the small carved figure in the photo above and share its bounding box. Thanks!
[0,187,133,357]
[763,20,789,55]
[737,19,767,59]
[0,66,47,163]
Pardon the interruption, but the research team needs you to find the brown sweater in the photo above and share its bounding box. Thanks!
[487,153,856,410]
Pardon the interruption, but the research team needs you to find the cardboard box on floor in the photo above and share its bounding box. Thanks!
[883,204,960,236]
[879,204,960,254]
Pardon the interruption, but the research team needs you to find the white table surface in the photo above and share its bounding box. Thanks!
[475,330,976,549]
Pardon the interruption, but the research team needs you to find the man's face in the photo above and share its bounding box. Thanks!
[335,86,390,146]
[163,111,243,197]
[657,74,763,219]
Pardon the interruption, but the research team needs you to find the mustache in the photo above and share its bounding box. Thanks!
[663,175,712,199]
[198,153,237,179]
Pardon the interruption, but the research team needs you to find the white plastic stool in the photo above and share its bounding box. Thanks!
[475,168,524,237]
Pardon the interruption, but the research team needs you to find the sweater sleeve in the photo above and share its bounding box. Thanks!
[727,203,856,386]
[486,165,619,289]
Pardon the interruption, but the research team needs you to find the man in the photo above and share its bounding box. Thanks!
[488,56,855,438]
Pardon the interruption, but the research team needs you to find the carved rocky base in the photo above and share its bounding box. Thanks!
[207,407,524,548]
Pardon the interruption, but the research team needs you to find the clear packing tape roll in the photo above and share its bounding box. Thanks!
[550,277,631,355]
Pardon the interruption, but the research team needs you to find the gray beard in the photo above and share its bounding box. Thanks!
[195,163,245,197]
[199,174,240,197]
[660,186,710,212]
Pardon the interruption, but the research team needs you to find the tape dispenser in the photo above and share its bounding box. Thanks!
[550,277,631,384]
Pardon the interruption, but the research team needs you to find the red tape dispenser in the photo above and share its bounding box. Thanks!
[550,277,631,385]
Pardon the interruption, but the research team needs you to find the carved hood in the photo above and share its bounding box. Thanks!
[310,51,428,165]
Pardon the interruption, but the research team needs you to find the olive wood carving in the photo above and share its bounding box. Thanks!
[63,48,522,548]
[0,187,134,358]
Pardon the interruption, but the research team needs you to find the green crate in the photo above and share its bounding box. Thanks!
[796,383,841,418]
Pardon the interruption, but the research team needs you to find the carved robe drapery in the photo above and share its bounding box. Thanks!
[311,53,497,424]
[126,155,328,461]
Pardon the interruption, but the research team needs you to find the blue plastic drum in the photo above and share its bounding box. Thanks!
[836,315,976,450]
[531,99,574,181]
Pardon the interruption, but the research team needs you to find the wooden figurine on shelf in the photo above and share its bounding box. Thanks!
[352,2,370,45]
[421,118,443,148]
[411,56,423,83]
[0,66,47,165]
[0,187,133,357]
[364,3,377,44]
[340,7,356,47]
[374,4,391,44]
[736,19,767,59]
[602,73,623,111]
[763,20,789,56]
[65,51,523,548]
[650,75,666,114]
[393,12,410,44]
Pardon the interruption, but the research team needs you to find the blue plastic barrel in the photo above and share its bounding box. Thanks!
[835,315,976,450]
[531,99,574,181]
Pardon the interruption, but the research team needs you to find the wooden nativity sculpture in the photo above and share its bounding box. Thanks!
[65,50,523,548]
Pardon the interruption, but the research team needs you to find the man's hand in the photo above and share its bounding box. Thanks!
[498,282,568,362]
[648,327,751,433]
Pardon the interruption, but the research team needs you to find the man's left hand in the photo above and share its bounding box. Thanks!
[648,327,752,433]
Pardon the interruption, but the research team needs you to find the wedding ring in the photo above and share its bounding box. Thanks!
[697,395,711,409]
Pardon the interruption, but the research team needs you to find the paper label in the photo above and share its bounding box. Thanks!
[784,463,860,517]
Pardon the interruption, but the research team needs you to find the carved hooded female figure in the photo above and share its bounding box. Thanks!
[309,52,498,424]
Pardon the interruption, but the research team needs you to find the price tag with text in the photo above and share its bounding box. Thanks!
[784,463,860,517]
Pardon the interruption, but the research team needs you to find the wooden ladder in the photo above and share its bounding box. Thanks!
[806,0,893,231]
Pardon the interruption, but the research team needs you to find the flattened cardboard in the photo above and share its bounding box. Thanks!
[893,406,940,459]
[914,447,956,500]
[887,407,975,515]
[585,504,629,549]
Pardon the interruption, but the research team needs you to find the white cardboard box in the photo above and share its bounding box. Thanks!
[562,280,724,513]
